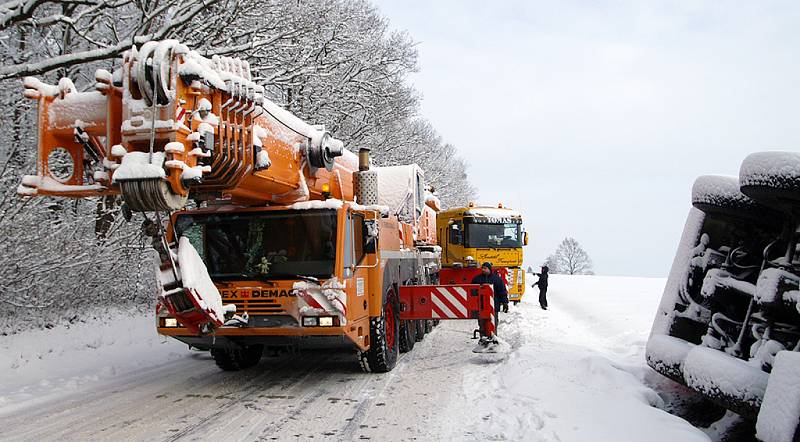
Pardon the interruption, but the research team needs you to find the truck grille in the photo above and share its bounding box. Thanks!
[230,298,285,315]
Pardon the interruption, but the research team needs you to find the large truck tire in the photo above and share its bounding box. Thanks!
[740,151,800,209]
[358,288,400,373]
[399,319,416,353]
[210,345,263,371]
[414,320,426,342]
[692,175,780,223]
[756,350,800,442]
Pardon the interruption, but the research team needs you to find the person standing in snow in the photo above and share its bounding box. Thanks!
[471,262,509,323]
[532,265,549,310]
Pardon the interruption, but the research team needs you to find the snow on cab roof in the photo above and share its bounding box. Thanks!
[463,207,522,219]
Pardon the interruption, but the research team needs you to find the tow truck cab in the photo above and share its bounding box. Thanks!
[437,204,527,301]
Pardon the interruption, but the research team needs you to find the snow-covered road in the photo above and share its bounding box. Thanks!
[1,275,714,441]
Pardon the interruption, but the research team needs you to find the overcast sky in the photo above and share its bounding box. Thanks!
[375,0,800,277]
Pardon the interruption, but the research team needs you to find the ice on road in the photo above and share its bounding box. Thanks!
[0,275,707,441]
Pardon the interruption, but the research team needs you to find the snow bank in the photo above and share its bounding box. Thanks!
[0,310,186,413]
[457,275,708,441]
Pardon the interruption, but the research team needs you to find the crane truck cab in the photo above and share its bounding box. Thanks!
[437,204,527,303]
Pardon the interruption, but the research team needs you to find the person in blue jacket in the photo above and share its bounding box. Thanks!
[471,262,509,322]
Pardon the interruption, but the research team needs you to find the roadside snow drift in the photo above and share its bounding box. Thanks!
[1,275,712,441]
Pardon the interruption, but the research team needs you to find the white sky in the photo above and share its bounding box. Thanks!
[375,0,800,277]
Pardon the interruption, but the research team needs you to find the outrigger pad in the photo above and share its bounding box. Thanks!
[472,335,512,355]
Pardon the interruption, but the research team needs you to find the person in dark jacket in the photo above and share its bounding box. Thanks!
[532,265,549,310]
[471,262,509,323]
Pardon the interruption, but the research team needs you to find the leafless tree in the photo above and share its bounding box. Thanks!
[542,254,560,274]
[551,237,593,275]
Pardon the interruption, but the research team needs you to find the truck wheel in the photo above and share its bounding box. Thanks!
[756,350,800,442]
[211,345,263,371]
[425,320,433,334]
[358,288,400,373]
[414,320,426,341]
[513,300,519,306]
[692,175,780,223]
[399,320,416,352]
[740,151,800,210]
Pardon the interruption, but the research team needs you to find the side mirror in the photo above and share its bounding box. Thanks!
[449,224,462,245]
[363,219,378,253]
[523,231,529,246]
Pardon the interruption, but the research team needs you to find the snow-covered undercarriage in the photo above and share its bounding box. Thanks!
[647,152,800,442]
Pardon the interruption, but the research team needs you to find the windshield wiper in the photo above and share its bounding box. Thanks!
[258,273,321,284]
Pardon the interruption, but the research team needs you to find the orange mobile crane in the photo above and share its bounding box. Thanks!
[19,40,501,372]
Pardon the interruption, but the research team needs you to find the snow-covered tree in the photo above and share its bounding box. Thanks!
[551,238,593,275]
[0,0,476,330]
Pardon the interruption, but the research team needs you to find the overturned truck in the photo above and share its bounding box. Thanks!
[646,152,800,442]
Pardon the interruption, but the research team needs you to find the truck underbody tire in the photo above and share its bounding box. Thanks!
[740,151,800,209]
[399,320,416,353]
[756,350,800,442]
[424,320,433,334]
[414,320,426,342]
[358,289,400,373]
[210,345,263,371]
[691,175,780,223]
[513,300,519,305]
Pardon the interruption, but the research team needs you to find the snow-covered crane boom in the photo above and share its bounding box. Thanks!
[19,40,355,212]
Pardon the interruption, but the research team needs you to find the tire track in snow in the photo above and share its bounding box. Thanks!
[162,352,325,441]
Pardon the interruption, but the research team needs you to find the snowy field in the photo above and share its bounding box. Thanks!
[0,275,747,441]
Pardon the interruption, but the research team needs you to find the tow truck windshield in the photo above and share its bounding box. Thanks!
[174,209,338,280]
[464,220,522,248]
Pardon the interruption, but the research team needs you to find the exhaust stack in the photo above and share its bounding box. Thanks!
[355,148,378,205]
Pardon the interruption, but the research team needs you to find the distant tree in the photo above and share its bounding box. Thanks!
[526,266,533,274]
[551,237,593,275]
[542,254,561,274]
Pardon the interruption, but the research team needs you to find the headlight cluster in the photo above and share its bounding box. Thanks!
[162,318,180,327]
[302,316,340,327]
